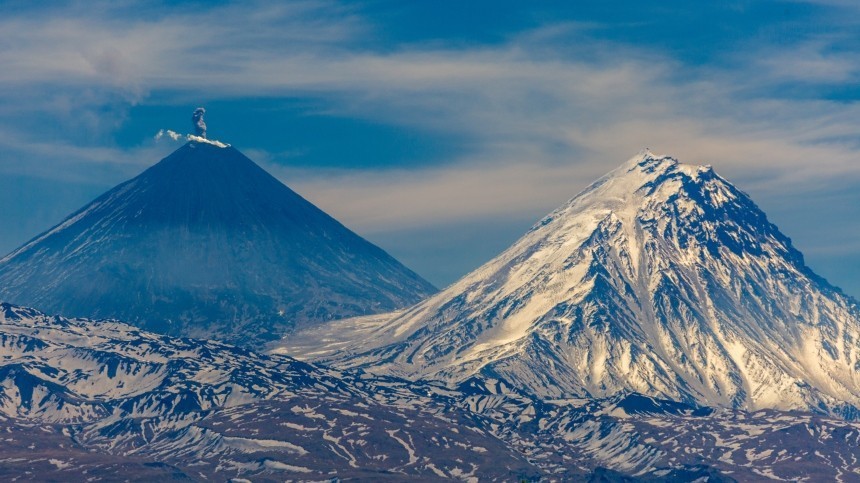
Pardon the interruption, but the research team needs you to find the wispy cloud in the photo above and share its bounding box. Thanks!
[1,1,859,290]
[154,129,182,141]
[2,2,858,187]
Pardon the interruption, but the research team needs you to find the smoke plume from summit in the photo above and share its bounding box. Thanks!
[192,108,207,138]
[154,108,229,148]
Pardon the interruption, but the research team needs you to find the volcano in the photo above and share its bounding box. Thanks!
[0,140,435,346]
[281,151,860,415]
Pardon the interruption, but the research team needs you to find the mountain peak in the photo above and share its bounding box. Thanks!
[616,150,722,182]
[612,150,715,192]
[542,151,719,245]
[623,148,674,168]
[0,142,435,346]
[282,151,860,417]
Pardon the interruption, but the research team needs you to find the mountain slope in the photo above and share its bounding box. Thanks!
[279,151,860,414]
[0,302,542,481]
[0,141,435,346]
[4,302,858,482]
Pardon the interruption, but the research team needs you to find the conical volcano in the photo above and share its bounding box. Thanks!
[282,151,860,415]
[0,140,435,346]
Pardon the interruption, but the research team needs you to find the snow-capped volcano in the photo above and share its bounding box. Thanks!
[280,151,860,414]
[0,140,435,346]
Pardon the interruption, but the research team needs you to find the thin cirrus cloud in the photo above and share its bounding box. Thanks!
[0,1,858,291]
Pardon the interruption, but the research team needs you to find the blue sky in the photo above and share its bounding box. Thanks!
[1,0,860,294]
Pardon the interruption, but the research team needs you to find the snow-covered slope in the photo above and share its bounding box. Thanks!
[279,151,860,414]
[2,302,858,481]
[0,141,435,346]
[0,302,540,481]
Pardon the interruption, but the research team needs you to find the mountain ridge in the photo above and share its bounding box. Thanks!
[3,300,858,481]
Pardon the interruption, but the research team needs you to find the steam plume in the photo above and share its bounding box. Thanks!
[192,107,207,138]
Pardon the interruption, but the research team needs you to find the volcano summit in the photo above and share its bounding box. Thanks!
[0,140,435,346]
